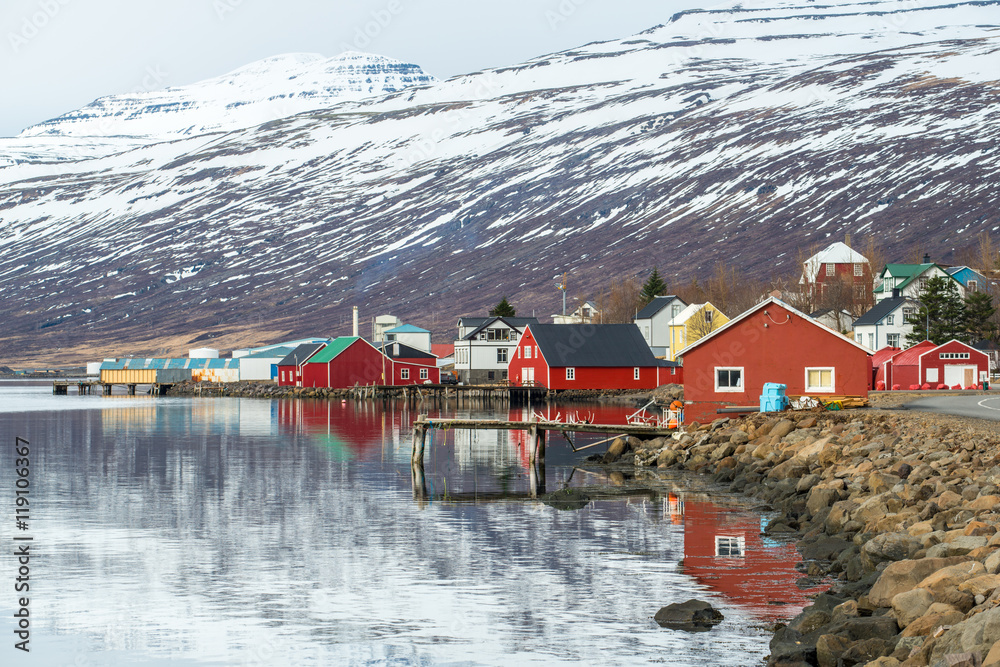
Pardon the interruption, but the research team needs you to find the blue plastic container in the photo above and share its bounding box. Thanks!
[760,382,789,413]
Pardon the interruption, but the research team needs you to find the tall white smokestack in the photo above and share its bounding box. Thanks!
[352,306,359,337]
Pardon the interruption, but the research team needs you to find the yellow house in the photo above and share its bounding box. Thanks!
[668,302,729,360]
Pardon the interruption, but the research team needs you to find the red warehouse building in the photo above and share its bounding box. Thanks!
[277,341,329,387]
[508,324,682,390]
[677,297,872,422]
[302,337,440,388]
[887,340,990,389]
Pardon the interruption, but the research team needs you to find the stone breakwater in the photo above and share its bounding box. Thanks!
[607,410,1000,667]
[166,381,353,398]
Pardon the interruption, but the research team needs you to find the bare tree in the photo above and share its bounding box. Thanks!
[687,305,725,342]
[594,275,643,324]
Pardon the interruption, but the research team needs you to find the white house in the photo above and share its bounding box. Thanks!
[852,296,921,350]
[552,301,600,324]
[453,316,539,384]
[632,295,687,358]
[874,259,964,303]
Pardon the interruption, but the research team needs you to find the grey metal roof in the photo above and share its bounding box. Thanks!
[529,324,660,367]
[277,342,327,367]
[376,341,436,360]
[853,298,915,327]
[634,295,684,320]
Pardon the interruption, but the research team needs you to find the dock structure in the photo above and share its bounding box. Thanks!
[349,383,547,407]
[409,415,676,499]
[53,381,178,396]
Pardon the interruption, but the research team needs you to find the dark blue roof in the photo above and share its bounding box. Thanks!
[635,296,684,320]
[529,324,660,367]
[853,298,916,327]
[277,342,327,367]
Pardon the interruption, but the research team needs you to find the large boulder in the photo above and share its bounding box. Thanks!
[891,587,935,628]
[930,607,1000,664]
[654,599,724,631]
[861,533,923,570]
[869,557,973,607]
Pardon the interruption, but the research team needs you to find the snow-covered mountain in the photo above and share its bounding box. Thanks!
[0,52,435,166]
[1,0,999,364]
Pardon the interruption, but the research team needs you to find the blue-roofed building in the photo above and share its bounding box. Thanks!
[946,266,988,293]
[385,324,432,353]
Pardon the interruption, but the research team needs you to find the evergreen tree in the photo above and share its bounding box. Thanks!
[964,291,998,342]
[490,297,516,318]
[905,276,966,346]
[640,268,668,304]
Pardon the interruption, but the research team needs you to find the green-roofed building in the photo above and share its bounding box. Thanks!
[874,258,964,303]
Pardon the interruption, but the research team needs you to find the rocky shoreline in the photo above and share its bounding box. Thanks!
[604,408,1000,667]
[163,379,681,405]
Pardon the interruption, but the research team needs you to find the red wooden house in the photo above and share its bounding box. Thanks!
[677,297,872,423]
[376,340,441,385]
[507,324,682,390]
[887,340,989,389]
[277,342,328,387]
[799,241,871,300]
[301,337,441,388]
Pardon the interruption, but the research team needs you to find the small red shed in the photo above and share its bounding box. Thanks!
[871,346,901,389]
[884,341,936,389]
[277,342,328,387]
[677,297,872,423]
[507,324,681,390]
[890,340,989,389]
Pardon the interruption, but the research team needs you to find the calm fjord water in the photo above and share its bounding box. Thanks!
[0,381,821,666]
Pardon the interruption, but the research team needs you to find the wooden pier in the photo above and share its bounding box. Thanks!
[53,381,177,396]
[409,414,676,499]
[350,383,548,407]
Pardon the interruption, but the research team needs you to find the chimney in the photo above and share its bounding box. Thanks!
[352,306,359,337]
[892,288,900,299]
[923,253,931,264]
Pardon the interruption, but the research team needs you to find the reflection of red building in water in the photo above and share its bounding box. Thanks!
[677,498,827,620]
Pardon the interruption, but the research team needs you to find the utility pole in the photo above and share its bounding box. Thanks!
[556,272,567,316]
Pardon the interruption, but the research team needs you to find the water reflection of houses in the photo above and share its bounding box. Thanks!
[667,494,827,620]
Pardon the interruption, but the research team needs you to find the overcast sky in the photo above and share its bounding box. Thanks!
[0,0,712,137]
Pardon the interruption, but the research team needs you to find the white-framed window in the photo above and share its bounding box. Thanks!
[401,368,409,380]
[566,367,575,381]
[280,371,285,382]
[903,307,915,318]
[885,315,894,325]
[854,263,863,277]
[940,352,970,359]
[856,332,864,343]
[887,333,900,347]
[419,368,428,380]
[805,367,835,393]
[715,367,743,392]
[926,368,939,383]
[703,310,713,324]
[716,535,745,558]
[497,348,508,364]
[969,280,978,292]
[634,367,641,380]
[671,305,682,319]
[524,346,532,359]
[826,263,835,276]
[869,333,875,348]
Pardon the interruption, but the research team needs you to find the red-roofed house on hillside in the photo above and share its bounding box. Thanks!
[508,324,682,390]
[885,340,989,389]
[677,297,872,423]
